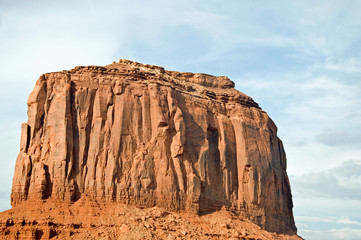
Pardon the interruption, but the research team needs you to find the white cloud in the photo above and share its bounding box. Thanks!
[320,58,361,73]
[300,228,361,240]
[293,197,361,239]
[315,131,361,146]
[292,160,361,199]
[297,216,361,226]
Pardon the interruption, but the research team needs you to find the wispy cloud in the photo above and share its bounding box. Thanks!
[318,58,361,73]
[300,228,361,240]
[315,131,361,146]
[297,216,361,226]
[292,160,361,199]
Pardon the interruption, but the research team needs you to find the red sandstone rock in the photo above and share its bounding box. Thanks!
[6,59,299,238]
[0,200,301,239]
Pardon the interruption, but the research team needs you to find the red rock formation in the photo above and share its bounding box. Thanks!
[0,199,301,239]
[10,59,297,235]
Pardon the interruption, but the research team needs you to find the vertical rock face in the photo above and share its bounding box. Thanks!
[11,59,296,234]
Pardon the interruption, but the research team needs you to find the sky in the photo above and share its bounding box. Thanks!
[0,0,361,239]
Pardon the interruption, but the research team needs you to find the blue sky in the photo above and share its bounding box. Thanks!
[1,0,361,239]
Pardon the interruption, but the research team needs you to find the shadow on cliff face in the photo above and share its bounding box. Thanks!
[176,92,234,215]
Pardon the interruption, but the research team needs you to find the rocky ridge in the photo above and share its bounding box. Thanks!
[4,59,299,239]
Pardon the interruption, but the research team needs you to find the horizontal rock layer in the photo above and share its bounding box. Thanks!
[11,59,296,234]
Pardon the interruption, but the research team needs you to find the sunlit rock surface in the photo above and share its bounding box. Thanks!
[8,60,298,238]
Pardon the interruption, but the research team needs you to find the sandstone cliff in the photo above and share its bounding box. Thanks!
[10,59,296,236]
